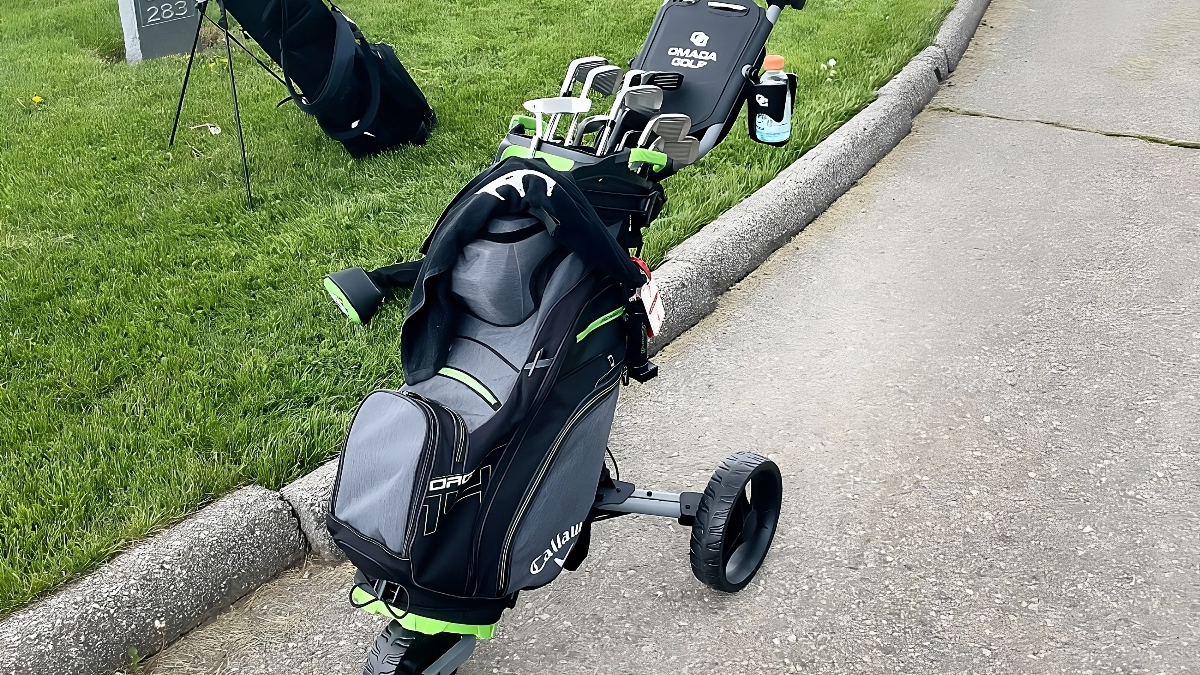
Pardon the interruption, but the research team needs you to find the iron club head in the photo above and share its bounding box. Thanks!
[560,64,623,141]
[652,135,700,166]
[559,57,608,97]
[598,85,663,154]
[637,113,692,148]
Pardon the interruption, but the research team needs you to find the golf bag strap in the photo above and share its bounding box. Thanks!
[322,13,385,141]
[367,259,423,292]
[281,3,359,117]
[562,520,591,572]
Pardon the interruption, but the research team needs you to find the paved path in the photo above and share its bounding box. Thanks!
[149,1,1200,673]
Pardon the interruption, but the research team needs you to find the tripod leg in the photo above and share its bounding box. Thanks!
[169,0,209,147]
[218,0,253,210]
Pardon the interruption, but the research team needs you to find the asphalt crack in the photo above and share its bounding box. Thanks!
[930,105,1200,150]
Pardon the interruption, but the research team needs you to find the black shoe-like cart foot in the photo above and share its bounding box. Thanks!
[363,620,475,675]
[325,267,386,325]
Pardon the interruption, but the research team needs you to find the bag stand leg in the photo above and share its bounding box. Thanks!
[168,0,208,149]
[166,0,254,210]
[217,0,254,209]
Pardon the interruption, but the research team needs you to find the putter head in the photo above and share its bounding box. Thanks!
[639,71,685,90]
[637,113,692,148]
[561,56,608,96]
[652,136,700,167]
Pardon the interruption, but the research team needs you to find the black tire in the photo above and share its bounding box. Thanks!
[689,451,783,592]
[363,620,460,675]
[364,621,408,675]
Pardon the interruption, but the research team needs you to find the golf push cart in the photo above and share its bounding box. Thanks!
[323,1,804,673]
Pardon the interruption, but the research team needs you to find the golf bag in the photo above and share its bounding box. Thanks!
[222,0,434,155]
[327,158,653,624]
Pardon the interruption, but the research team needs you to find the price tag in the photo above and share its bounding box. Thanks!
[630,257,664,337]
[639,277,664,337]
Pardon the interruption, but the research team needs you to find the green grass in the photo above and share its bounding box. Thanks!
[0,0,954,615]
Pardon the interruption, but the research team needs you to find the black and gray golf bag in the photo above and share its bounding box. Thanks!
[221,0,435,155]
[327,157,659,625]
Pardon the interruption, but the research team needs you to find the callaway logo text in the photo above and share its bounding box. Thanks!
[529,522,584,574]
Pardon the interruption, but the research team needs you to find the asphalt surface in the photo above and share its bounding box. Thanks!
[148,1,1200,673]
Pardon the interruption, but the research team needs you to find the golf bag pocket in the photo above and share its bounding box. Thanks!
[500,354,623,595]
[328,390,468,583]
[747,73,797,146]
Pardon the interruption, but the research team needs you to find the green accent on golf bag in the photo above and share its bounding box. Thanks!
[576,307,625,343]
[499,145,575,171]
[628,148,668,173]
[323,276,364,324]
[351,587,497,639]
[509,114,537,133]
[437,367,501,408]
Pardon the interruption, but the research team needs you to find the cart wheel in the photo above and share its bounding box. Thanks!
[363,620,460,675]
[689,451,782,592]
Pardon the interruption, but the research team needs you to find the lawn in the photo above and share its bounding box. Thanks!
[0,0,954,615]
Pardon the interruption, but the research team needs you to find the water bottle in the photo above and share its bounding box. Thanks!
[753,55,791,144]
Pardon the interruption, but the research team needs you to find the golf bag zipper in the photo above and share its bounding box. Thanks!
[464,275,597,592]
[495,369,621,591]
[398,392,467,559]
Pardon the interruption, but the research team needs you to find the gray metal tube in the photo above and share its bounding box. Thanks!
[597,489,682,518]
[423,635,477,675]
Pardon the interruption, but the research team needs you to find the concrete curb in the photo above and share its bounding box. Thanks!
[935,0,991,72]
[0,487,305,675]
[0,0,991,671]
[279,458,343,563]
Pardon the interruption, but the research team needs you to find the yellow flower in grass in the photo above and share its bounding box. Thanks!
[31,95,44,104]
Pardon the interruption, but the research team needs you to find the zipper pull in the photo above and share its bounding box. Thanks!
[524,348,553,377]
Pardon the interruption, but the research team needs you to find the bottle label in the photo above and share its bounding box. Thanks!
[752,80,791,144]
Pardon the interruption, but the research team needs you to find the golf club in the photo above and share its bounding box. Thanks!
[597,84,663,154]
[547,57,608,139]
[559,65,623,142]
[653,135,700,166]
[636,113,691,148]
[568,114,611,148]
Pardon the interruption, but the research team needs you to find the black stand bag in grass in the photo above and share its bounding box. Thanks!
[221,0,436,155]
[170,0,435,196]
[324,1,805,672]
